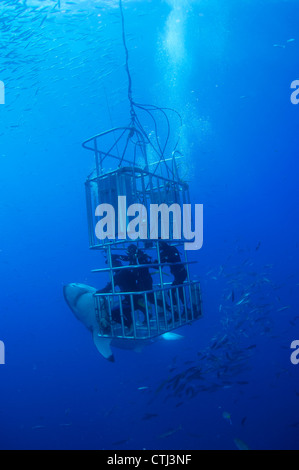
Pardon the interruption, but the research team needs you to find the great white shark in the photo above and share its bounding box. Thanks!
[63,283,183,362]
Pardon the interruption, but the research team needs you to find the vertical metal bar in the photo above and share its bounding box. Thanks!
[119,295,126,337]
[94,138,101,178]
[144,293,151,338]
[192,283,196,315]
[191,282,196,309]
[198,282,202,317]
[184,249,194,320]
[156,241,168,328]
[184,248,191,283]
[188,283,194,320]
[94,139,103,248]
[115,172,120,239]
[164,292,169,329]
[160,289,168,330]
[153,290,160,335]
[94,141,102,240]
[108,175,113,224]
[107,295,114,336]
[157,175,162,206]
[169,286,175,330]
[195,284,201,313]
[85,181,94,247]
[195,284,201,315]
[107,245,115,294]
[156,240,164,289]
[130,294,137,339]
[172,153,179,181]
[94,294,101,332]
[138,169,142,206]
[132,167,137,201]
[176,287,181,325]
[140,172,149,239]
[182,284,188,321]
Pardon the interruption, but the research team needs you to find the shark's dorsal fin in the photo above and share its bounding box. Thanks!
[92,332,114,362]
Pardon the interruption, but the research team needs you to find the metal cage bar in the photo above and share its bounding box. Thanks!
[94,281,202,340]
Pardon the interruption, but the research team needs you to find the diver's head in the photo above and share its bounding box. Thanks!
[127,244,138,261]
[127,244,137,254]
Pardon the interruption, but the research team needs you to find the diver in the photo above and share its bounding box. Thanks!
[159,241,187,317]
[124,245,154,305]
[98,254,137,294]
[125,244,169,313]
[97,254,137,329]
[128,245,153,291]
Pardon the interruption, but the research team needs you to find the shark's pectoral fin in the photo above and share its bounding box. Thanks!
[92,332,114,362]
[161,332,184,341]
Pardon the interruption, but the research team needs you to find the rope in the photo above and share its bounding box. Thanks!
[119,0,136,123]
[118,0,182,179]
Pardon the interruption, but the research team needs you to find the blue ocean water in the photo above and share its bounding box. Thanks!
[0,0,298,450]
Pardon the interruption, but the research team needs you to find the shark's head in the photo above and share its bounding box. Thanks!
[63,283,97,324]
[63,282,115,362]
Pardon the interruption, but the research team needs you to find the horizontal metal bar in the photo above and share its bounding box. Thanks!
[94,280,200,297]
[82,127,146,150]
[86,165,188,187]
[91,261,196,273]
[97,317,196,341]
[88,239,188,250]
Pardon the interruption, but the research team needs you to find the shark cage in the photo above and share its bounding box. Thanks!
[82,118,203,343]
[68,0,203,355]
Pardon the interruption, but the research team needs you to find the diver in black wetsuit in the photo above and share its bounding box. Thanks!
[99,255,137,294]
[97,254,137,328]
[128,245,153,292]
[125,245,169,313]
[159,241,187,313]
[124,245,154,308]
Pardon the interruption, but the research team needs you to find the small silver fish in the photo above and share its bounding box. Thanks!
[277,306,291,312]
[234,438,250,450]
